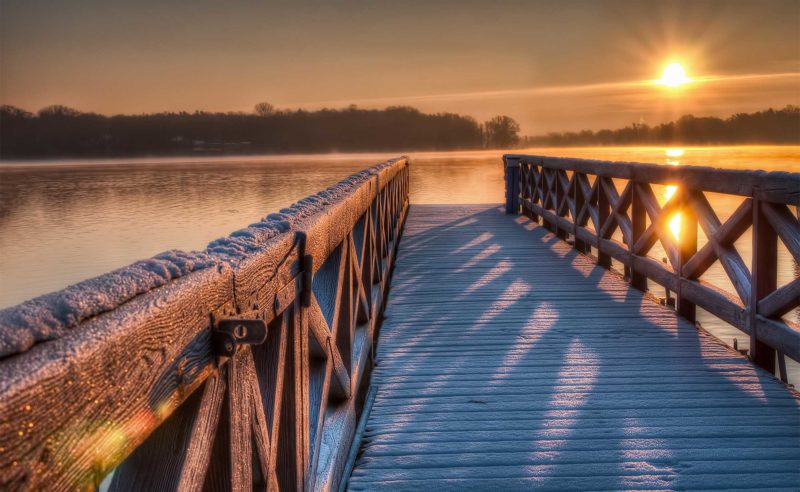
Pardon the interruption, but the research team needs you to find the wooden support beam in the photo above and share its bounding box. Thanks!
[555,171,568,240]
[759,277,800,318]
[503,155,521,214]
[630,182,648,291]
[750,199,778,374]
[761,202,800,263]
[597,177,611,268]
[573,173,588,253]
[677,189,698,322]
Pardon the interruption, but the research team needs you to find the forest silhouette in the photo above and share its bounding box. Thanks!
[0,104,798,159]
[0,104,515,158]
[525,105,800,146]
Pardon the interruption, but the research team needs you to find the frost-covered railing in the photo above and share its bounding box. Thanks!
[0,157,410,491]
[504,154,800,383]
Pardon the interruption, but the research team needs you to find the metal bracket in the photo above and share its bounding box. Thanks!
[212,319,268,357]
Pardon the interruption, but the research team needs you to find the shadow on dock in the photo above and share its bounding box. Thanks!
[349,204,800,491]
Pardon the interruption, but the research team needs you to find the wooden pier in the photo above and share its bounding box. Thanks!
[347,204,800,490]
[1,155,799,491]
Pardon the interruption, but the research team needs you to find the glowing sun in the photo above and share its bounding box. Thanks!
[659,63,690,87]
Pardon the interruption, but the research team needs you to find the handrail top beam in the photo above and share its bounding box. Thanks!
[507,153,800,205]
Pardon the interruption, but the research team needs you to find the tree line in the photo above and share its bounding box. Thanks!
[2,103,796,158]
[524,106,800,146]
[0,103,521,158]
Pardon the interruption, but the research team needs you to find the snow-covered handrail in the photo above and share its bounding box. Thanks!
[0,157,410,491]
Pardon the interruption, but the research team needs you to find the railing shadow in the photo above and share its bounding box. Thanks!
[352,204,800,490]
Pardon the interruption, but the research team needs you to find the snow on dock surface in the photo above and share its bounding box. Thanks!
[348,204,800,491]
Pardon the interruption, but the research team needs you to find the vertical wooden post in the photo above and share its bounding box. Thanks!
[677,189,697,322]
[597,178,611,268]
[554,171,568,240]
[630,183,648,291]
[528,165,540,222]
[750,199,777,374]
[295,301,310,492]
[543,169,555,233]
[573,173,587,253]
[503,155,521,214]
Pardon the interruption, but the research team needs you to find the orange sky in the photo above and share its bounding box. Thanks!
[1,0,798,133]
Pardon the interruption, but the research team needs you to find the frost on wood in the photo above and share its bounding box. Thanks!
[205,157,398,265]
[0,157,405,358]
[0,251,217,358]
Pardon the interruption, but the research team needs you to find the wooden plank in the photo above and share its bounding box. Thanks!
[228,351,253,492]
[177,373,226,492]
[247,351,271,487]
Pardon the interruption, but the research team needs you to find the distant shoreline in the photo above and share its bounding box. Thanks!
[2,144,799,171]
[2,104,797,160]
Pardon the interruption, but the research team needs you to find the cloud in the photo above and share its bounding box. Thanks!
[291,71,800,109]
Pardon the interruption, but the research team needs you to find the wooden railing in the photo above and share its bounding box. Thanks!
[504,154,800,382]
[0,157,409,491]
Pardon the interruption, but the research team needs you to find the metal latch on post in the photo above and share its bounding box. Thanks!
[212,319,268,357]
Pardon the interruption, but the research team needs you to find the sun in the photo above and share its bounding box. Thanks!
[659,63,690,87]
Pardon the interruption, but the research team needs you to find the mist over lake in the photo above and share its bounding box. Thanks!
[1,145,797,309]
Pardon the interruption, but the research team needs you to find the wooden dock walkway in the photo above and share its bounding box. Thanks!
[348,204,800,491]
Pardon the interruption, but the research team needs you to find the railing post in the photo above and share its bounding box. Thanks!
[529,164,540,223]
[630,182,648,291]
[597,179,611,269]
[542,168,555,234]
[573,173,588,254]
[750,199,777,374]
[503,154,521,214]
[677,190,697,322]
[554,171,568,240]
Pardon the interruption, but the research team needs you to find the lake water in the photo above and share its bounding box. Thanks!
[1,146,798,378]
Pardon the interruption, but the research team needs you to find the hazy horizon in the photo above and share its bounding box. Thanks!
[2,0,799,134]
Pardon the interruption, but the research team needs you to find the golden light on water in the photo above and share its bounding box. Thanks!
[664,148,683,240]
[659,63,691,88]
[665,148,684,158]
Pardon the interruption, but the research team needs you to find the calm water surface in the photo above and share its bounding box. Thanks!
[1,146,798,377]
